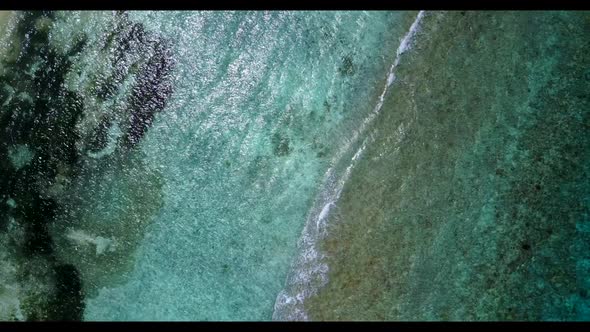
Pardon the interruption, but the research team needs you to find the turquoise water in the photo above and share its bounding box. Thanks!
[0,10,414,320]
[93,11,412,321]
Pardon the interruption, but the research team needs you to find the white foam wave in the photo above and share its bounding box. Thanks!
[272,11,426,321]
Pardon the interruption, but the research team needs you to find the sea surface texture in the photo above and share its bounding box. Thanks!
[0,10,588,321]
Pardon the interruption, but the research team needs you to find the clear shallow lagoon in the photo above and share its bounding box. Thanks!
[0,11,588,321]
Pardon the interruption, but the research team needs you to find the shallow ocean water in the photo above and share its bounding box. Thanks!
[0,10,588,321]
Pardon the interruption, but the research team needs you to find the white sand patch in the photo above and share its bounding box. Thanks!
[66,229,117,256]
